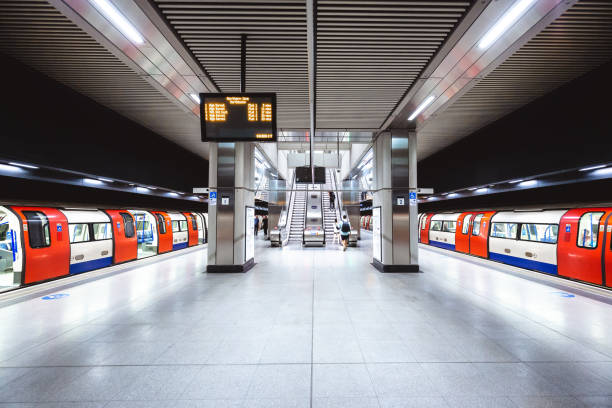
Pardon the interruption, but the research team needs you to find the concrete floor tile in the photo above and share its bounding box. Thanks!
[313,364,376,398]
[312,397,381,407]
[378,397,449,408]
[367,363,438,398]
[181,365,256,400]
[246,364,310,399]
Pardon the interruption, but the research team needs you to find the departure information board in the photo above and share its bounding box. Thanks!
[200,93,277,142]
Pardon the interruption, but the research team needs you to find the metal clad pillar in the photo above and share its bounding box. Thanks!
[372,129,419,272]
[207,142,256,272]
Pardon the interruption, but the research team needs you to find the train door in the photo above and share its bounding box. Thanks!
[0,206,23,291]
[130,210,158,258]
[469,211,494,258]
[602,211,612,288]
[103,210,137,263]
[455,213,473,254]
[169,213,188,250]
[11,207,70,284]
[420,214,434,244]
[183,212,199,247]
[558,209,608,285]
[194,213,205,244]
[152,211,172,253]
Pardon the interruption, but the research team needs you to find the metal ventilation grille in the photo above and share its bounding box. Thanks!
[154,0,310,129]
[419,0,612,160]
[316,0,472,130]
[0,0,206,158]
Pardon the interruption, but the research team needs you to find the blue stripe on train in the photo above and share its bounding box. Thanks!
[429,240,455,251]
[69,256,113,275]
[173,242,188,251]
[489,252,558,275]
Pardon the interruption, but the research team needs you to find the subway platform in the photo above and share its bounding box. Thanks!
[0,235,611,407]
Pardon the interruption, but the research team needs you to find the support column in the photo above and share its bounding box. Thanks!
[341,178,361,242]
[371,129,419,272]
[207,142,256,273]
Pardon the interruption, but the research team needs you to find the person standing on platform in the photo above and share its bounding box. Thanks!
[262,215,268,237]
[254,215,259,236]
[333,217,340,244]
[329,191,336,210]
[340,214,351,251]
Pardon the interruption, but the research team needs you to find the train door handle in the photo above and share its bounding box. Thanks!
[101,250,109,256]
[504,248,511,254]
[74,254,85,261]
[525,252,535,258]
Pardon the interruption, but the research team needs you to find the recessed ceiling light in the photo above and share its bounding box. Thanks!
[83,178,103,185]
[408,95,436,121]
[475,188,488,193]
[518,180,537,187]
[448,193,459,198]
[0,164,22,173]
[478,0,536,50]
[98,177,113,183]
[509,179,524,184]
[189,93,201,104]
[8,162,38,169]
[90,0,144,44]
[593,167,612,177]
[579,164,605,172]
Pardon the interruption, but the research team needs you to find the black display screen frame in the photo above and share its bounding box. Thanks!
[199,93,277,142]
[295,166,326,184]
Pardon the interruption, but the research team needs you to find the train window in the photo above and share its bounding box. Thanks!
[179,220,188,231]
[120,212,135,238]
[520,224,558,244]
[462,214,472,235]
[22,211,51,248]
[490,222,518,239]
[472,214,483,236]
[69,223,90,243]
[155,214,166,234]
[442,221,456,233]
[0,223,8,241]
[93,223,112,240]
[577,212,604,249]
[430,220,442,231]
[172,220,179,232]
[190,215,197,231]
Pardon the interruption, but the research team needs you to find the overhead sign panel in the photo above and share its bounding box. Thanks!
[200,93,277,142]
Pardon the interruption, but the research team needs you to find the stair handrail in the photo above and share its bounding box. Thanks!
[331,169,343,222]
[280,169,296,246]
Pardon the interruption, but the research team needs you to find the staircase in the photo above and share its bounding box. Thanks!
[289,183,307,242]
[322,170,337,243]
[255,177,269,202]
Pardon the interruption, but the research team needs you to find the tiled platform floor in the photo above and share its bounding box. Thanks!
[0,233,611,407]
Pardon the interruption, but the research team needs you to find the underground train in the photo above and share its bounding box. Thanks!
[418,208,612,289]
[0,205,207,292]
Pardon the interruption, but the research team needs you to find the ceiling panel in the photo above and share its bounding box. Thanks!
[418,0,612,160]
[153,0,310,129]
[316,0,472,129]
[0,0,208,159]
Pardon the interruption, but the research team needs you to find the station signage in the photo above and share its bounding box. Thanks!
[200,93,277,142]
